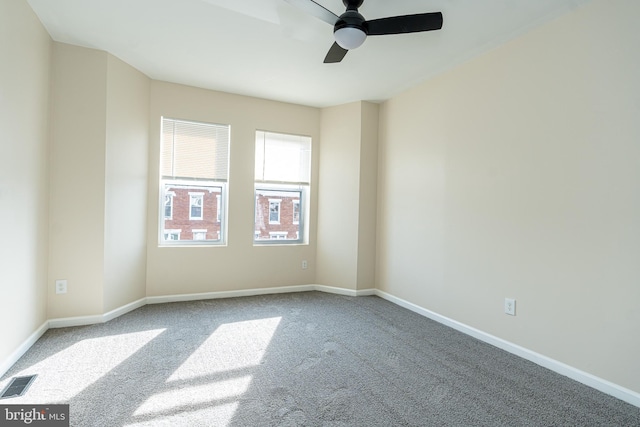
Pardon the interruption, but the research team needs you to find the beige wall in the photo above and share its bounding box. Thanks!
[317,103,361,289]
[104,55,150,312]
[357,102,379,290]
[48,43,107,318]
[377,0,640,393]
[317,101,378,290]
[146,81,319,296]
[0,0,51,366]
[49,44,150,318]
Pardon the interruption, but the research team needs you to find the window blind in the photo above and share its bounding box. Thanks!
[162,118,230,181]
[255,131,311,185]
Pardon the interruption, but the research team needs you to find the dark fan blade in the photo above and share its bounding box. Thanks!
[367,12,443,36]
[324,42,348,63]
[284,0,339,26]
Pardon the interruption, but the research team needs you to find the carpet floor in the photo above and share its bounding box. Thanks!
[1,291,639,426]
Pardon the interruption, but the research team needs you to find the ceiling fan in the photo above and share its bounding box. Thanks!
[284,0,443,63]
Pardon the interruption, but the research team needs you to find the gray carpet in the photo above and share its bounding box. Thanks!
[1,291,639,426]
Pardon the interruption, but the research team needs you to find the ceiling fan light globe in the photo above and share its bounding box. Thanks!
[334,27,367,50]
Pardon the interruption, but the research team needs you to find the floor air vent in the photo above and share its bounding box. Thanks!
[0,375,37,399]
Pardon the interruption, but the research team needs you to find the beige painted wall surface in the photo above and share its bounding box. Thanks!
[316,102,361,289]
[48,43,107,318]
[104,55,150,312]
[356,102,378,290]
[377,0,640,393]
[0,0,51,365]
[316,101,379,291]
[146,82,319,296]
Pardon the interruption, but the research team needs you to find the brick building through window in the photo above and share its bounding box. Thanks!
[163,184,222,241]
[255,190,301,240]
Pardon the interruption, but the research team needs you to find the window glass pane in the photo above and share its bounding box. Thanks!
[255,189,301,242]
[216,195,221,222]
[293,201,300,224]
[193,230,207,240]
[164,194,174,219]
[189,193,204,220]
[162,182,224,243]
[269,200,281,224]
[164,230,180,241]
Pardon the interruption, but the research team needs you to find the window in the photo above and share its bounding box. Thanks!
[292,200,300,224]
[164,229,181,241]
[268,199,281,224]
[254,130,311,244]
[216,195,221,222]
[164,192,174,219]
[192,229,207,240]
[189,192,204,220]
[269,232,288,240]
[160,118,230,245]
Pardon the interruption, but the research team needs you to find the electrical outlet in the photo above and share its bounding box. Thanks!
[504,298,516,316]
[302,260,308,270]
[55,280,67,294]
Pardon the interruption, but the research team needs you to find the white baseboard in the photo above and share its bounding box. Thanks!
[48,314,104,329]
[144,284,373,304]
[48,298,147,329]
[0,321,48,378]
[146,285,314,304]
[374,289,640,408]
[103,298,147,323]
[312,285,376,297]
[355,288,377,296]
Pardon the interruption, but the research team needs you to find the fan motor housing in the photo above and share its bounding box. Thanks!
[343,0,364,9]
[335,10,367,34]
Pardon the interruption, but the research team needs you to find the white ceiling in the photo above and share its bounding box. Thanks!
[27,0,591,108]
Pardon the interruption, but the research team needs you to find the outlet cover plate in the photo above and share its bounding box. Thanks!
[504,298,516,316]
[55,280,67,294]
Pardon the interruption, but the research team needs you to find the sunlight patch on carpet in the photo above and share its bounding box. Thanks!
[132,377,251,417]
[125,402,240,426]
[7,329,166,403]
[167,317,282,382]
[127,317,281,425]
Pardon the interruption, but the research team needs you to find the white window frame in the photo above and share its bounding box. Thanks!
[159,117,230,247]
[254,130,311,246]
